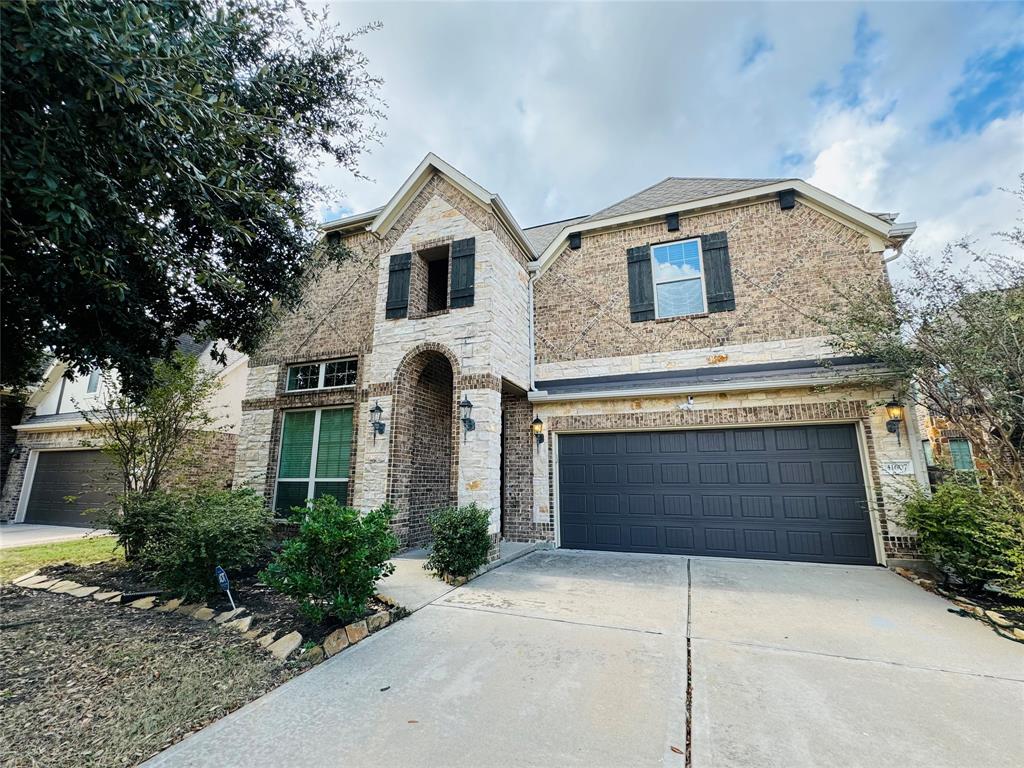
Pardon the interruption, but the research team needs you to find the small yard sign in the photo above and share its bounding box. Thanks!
[215,566,236,610]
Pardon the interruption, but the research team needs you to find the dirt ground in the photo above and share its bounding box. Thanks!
[0,585,296,768]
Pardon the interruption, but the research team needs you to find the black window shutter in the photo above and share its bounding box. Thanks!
[385,252,412,319]
[450,237,476,308]
[701,232,735,313]
[626,245,655,322]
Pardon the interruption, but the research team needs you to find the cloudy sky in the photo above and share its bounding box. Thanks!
[314,1,1023,271]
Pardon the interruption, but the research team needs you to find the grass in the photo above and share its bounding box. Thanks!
[0,535,123,582]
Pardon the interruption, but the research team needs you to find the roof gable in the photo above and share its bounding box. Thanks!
[361,153,534,260]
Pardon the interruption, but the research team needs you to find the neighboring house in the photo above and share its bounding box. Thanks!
[0,337,247,527]
[233,152,931,567]
[917,406,977,473]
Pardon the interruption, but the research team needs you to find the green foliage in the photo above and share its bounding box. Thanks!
[85,351,224,498]
[1,0,382,394]
[821,180,1024,488]
[105,491,180,562]
[901,478,1024,597]
[135,488,272,601]
[260,497,398,624]
[425,504,492,579]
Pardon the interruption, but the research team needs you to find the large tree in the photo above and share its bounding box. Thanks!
[1,0,381,394]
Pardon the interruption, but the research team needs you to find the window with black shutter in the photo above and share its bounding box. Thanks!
[629,231,735,321]
[627,245,655,322]
[449,237,475,308]
[385,252,411,319]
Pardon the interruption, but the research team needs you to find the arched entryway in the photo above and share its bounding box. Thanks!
[388,345,460,547]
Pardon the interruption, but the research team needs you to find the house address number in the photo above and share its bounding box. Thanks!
[881,461,913,475]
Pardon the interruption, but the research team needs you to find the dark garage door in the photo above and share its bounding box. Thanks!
[558,425,876,565]
[24,450,120,527]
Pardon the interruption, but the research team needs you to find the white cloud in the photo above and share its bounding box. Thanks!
[310,1,1023,271]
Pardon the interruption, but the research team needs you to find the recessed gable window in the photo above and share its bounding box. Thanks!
[652,238,707,319]
[86,368,101,394]
[286,359,357,392]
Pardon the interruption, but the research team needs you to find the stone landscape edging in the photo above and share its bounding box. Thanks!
[10,569,408,664]
[890,566,1024,644]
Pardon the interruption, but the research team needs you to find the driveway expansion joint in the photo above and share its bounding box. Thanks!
[690,636,1024,683]
[427,601,666,635]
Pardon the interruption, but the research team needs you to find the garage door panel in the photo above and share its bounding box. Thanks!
[25,450,119,527]
[558,425,876,565]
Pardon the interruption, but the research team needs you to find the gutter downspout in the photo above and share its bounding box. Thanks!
[528,271,537,392]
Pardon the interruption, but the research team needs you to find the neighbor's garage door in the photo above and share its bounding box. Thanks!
[24,450,120,527]
[558,425,876,565]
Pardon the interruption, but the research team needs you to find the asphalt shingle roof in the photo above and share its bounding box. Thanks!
[584,177,787,222]
[522,216,590,254]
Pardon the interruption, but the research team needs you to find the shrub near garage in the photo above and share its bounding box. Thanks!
[261,497,399,624]
[425,503,492,579]
[901,477,1024,597]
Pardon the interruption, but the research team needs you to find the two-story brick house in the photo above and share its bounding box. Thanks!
[233,153,929,567]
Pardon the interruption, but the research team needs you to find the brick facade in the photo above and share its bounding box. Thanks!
[388,349,459,547]
[230,158,926,563]
[530,385,926,561]
[500,390,541,542]
[533,199,884,367]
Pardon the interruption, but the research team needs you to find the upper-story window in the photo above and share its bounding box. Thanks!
[652,238,707,319]
[286,359,358,392]
[86,368,101,394]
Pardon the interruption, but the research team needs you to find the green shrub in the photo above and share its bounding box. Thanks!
[139,488,272,601]
[901,478,1024,596]
[260,496,398,624]
[104,491,179,562]
[425,503,492,579]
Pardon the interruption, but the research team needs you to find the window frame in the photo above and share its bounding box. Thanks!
[85,368,101,394]
[285,358,358,393]
[948,438,975,471]
[651,237,709,320]
[272,406,352,514]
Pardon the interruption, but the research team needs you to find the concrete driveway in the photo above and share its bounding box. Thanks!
[147,551,1023,768]
[0,523,109,549]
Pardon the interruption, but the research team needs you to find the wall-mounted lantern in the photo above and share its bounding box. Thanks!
[459,396,475,440]
[369,401,386,440]
[531,416,545,447]
[884,398,904,445]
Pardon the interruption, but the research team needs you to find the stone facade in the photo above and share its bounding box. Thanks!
[533,199,884,367]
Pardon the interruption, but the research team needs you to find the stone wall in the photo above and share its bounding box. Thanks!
[530,384,926,562]
[533,199,885,368]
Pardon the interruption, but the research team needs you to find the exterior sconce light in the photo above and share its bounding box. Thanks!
[369,401,386,440]
[884,398,904,445]
[531,416,545,447]
[459,396,475,440]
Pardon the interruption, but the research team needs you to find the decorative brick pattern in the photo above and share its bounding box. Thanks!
[533,199,884,366]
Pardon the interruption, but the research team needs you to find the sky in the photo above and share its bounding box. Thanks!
[312,1,1024,273]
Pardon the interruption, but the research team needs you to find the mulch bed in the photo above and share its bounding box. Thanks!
[38,559,393,646]
[0,585,296,768]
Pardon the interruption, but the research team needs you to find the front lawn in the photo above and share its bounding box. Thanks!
[0,586,294,767]
[0,536,123,582]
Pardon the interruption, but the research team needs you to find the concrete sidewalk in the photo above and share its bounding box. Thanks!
[0,523,110,549]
